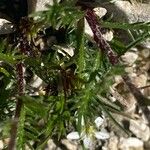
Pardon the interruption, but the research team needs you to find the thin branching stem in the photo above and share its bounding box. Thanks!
[8,18,29,150]
[85,9,119,65]
[8,63,25,150]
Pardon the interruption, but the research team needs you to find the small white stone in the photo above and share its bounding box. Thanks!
[0,19,14,34]
[108,136,119,150]
[61,139,78,150]
[125,67,134,74]
[102,30,114,41]
[132,74,147,88]
[112,1,140,23]
[141,49,150,58]
[67,132,80,140]
[128,73,137,78]
[84,19,94,39]
[94,7,107,18]
[121,52,138,65]
[94,117,104,128]
[119,137,144,150]
[31,75,43,88]
[130,120,150,141]
[28,0,55,12]
[114,75,123,84]
[46,139,57,150]
[0,140,4,149]
[95,131,110,140]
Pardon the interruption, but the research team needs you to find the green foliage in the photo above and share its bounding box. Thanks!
[0,0,149,149]
[17,106,26,150]
[31,0,84,29]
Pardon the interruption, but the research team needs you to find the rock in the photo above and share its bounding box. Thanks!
[101,29,113,42]
[85,19,94,40]
[28,0,60,13]
[119,137,144,150]
[141,49,150,58]
[3,138,9,145]
[28,0,53,13]
[129,120,150,141]
[114,75,123,84]
[46,139,79,150]
[30,75,45,89]
[108,136,119,150]
[94,7,107,19]
[46,139,57,150]
[61,139,79,150]
[125,67,134,74]
[98,0,150,48]
[0,140,4,149]
[121,52,138,65]
[132,74,147,88]
[100,0,150,23]
[0,19,14,34]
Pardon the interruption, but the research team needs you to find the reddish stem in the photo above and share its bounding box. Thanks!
[8,63,25,150]
[85,9,119,65]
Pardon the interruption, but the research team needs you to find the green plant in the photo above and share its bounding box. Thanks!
[0,0,150,149]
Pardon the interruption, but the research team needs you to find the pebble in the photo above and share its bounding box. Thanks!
[46,139,57,150]
[94,7,107,19]
[99,0,150,48]
[30,75,44,89]
[129,120,150,141]
[0,140,4,149]
[0,19,14,35]
[102,30,114,42]
[132,74,147,88]
[141,62,150,72]
[108,136,119,150]
[125,67,134,74]
[141,49,150,58]
[84,19,94,40]
[28,0,55,13]
[119,137,144,150]
[61,139,78,150]
[121,52,138,65]
[101,0,150,23]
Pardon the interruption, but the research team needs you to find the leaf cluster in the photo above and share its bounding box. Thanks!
[0,0,150,149]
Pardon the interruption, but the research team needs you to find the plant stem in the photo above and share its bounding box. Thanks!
[139,85,150,89]
[8,17,30,149]
[8,63,25,150]
[85,9,119,65]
